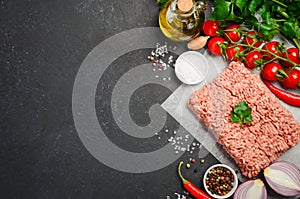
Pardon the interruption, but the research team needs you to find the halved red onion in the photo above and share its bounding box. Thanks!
[264,161,300,197]
[233,179,267,199]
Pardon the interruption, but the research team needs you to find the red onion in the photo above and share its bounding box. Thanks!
[264,161,300,197]
[233,179,267,199]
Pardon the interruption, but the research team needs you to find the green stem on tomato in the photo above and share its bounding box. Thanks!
[293,38,300,51]
[259,49,298,70]
[222,28,300,69]
[230,42,298,68]
[261,57,277,65]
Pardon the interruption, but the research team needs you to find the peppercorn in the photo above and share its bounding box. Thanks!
[186,163,191,169]
[205,166,235,196]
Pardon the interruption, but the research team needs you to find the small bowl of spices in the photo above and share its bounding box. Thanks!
[203,164,238,199]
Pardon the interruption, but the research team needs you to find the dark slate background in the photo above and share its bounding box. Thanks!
[0,0,220,198]
[1,0,296,198]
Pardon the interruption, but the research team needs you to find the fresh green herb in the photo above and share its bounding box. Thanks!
[231,100,253,128]
[210,0,232,21]
[282,18,300,40]
[157,0,169,8]
[210,0,300,48]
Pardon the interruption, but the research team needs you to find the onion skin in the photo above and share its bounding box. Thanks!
[264,161,300,197]
[233,179,267,199]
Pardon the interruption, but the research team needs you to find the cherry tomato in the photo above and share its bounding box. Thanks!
[226,45,244,61]
[280,47,300,68]
[244,51,262,69]
[202,20,220,37]
[208,37,225,55]
[262,41,282,61]
[224,24,241,42]
[242,31,263,48]
[261,62,283,81]
[281,69,300,89]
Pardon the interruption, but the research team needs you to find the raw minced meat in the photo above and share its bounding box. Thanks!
[188,61,300,178]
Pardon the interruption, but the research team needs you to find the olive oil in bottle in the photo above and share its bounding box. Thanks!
[159,0,206,42]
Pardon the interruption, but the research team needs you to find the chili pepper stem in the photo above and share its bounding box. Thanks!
[178,161,188,184]
[177,161,213,199]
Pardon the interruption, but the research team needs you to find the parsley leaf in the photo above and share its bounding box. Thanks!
[282,18,300,39]
[156,0,169,8]
[231,100,253,128]
[248,0,262,14]
[210,0,232,21]
[233,0,249,12]
[209,0,300,43]
[226,4,238,21]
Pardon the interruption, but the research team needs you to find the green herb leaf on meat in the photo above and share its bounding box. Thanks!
[231,100,253,128]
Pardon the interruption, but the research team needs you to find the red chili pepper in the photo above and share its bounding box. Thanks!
[263,80,300,107]
[178,161,212,199]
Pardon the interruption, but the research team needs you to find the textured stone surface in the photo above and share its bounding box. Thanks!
[1,0,218,198]
[2,0,296,198]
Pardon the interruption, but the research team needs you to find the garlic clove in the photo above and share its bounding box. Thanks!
[187,36,209,50]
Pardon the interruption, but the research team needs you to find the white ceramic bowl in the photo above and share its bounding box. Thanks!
[203,164,238,199]
[174,51,209,85]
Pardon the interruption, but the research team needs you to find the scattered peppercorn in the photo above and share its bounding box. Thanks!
[200,159,205,164]
[186,163,191,169]
[191,158,195,163]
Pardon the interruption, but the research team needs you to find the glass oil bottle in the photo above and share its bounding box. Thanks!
[159,0,206,42]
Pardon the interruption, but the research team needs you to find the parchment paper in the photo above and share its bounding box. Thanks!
[161,49,300,183]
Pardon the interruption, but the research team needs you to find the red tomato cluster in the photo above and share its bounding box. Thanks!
[202,20,300,89]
